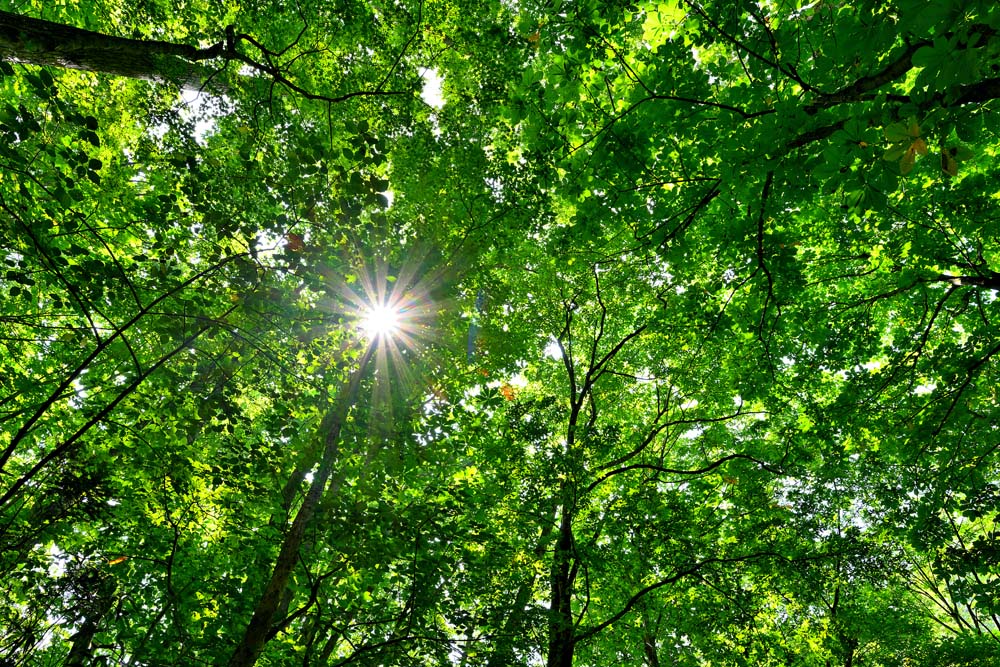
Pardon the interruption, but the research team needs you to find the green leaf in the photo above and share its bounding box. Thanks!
[0,5,996,666]
[883,143,907,161]
[884,120,918,142]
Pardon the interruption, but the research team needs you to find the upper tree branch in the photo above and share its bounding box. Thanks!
[586,452,783,495]
[807,43,924,111]
[0,10,227,88]
[810,24,998,110]
[227,35,412,104]
[684,0,816,92]
[0,10,414,103]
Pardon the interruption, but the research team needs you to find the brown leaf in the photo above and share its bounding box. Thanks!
[900,150,916,175]
[941,149,958,177]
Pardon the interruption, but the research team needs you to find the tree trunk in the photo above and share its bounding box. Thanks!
[63,578,116,667]
[640,604,661,667]
[486,515,556,667]
[228,342,375,667]
[64,616,104,667]
[0,10,227,89]
[546,490,576,667]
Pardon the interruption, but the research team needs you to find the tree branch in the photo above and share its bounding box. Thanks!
[0,252,250,473]
[587,452,783,494]
[573,551,785,645]
[0,304,237,509]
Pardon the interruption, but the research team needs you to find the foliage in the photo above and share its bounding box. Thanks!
[1,0,1000,665]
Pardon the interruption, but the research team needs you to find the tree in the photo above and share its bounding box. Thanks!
[0,9,233,88]
[2,1,1000,665]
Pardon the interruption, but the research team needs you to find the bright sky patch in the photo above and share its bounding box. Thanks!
[361,303,402,340]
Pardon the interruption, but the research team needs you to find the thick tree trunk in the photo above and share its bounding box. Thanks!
[0,10,227,89]
[228,342,376,667]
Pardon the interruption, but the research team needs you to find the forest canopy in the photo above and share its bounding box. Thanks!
[2,0,1000,665]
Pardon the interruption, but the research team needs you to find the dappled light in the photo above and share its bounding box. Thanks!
[2,2,1000,666]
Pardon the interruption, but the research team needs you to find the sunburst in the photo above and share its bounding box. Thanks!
[342,257,434,353]
[324,251,447,431]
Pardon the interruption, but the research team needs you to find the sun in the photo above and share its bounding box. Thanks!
[324,250,445,375]
[361,303,402,340]
[314,248,453,441]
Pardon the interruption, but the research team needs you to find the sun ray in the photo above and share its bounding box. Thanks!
[303,241,469,460]
[319,247,455,400]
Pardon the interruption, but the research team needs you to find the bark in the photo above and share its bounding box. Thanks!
[228,342,376,667]
[63,578,116,667]
[0,10,228,89]
[546,491,577,667]
[64,615,104,667]
[640,604,661,667]
[842,638,857,667]
[937,272,1000,291]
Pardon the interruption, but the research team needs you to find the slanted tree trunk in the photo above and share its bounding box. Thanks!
[228,342,376,667]
[64,576,116,667]
[0,10,228,89]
